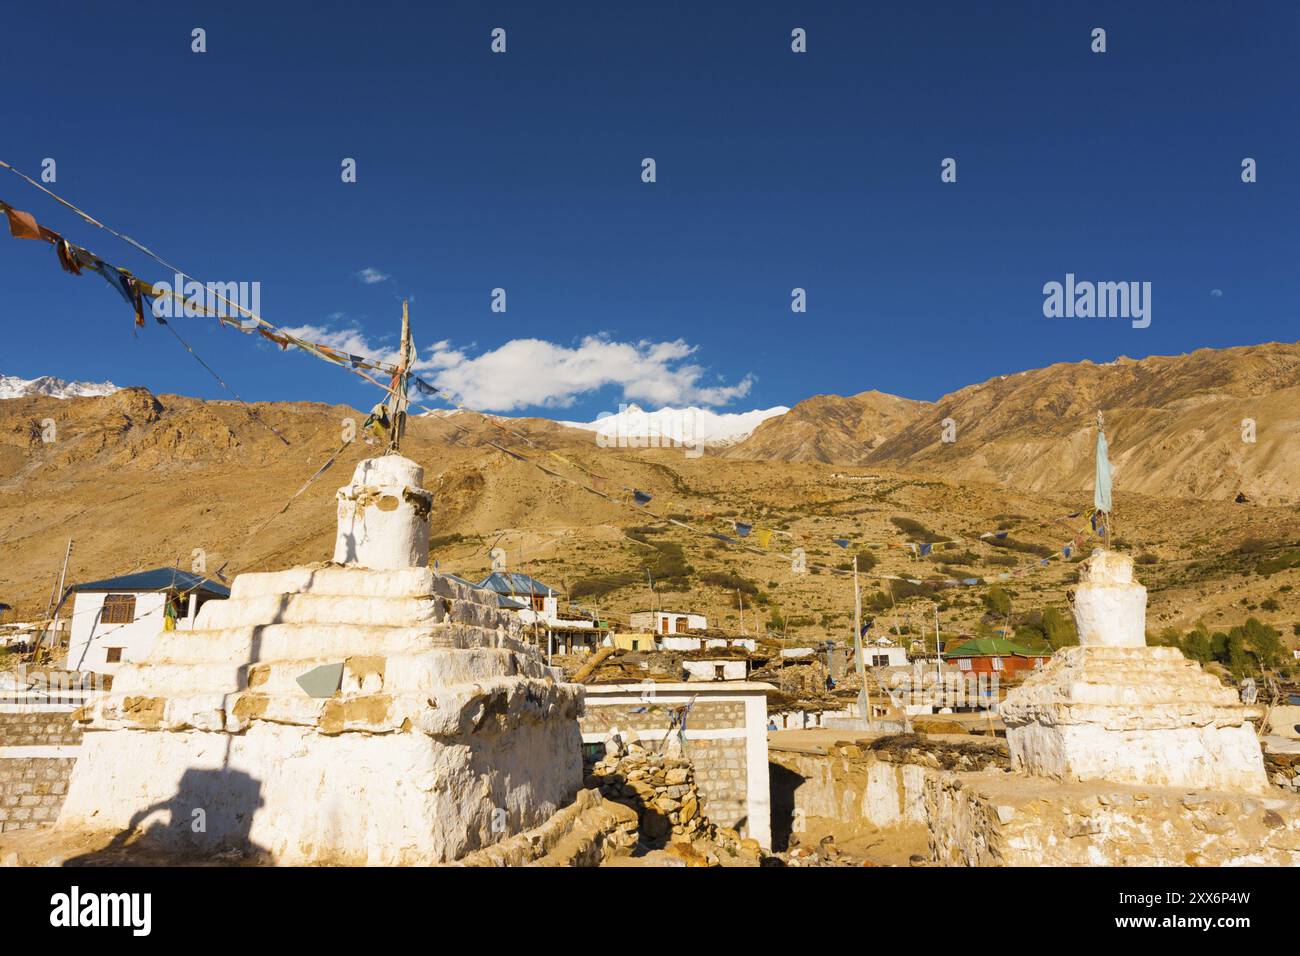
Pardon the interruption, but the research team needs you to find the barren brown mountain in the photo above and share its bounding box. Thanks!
[721,390,928,463]
[1,340,1299,650]
[727,341,1300,505]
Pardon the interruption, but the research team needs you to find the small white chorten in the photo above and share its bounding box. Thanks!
[333,455,432,570]
[1001,549,1269,793]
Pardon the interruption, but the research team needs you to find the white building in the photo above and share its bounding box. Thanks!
[682,658,748,682]
[862,637,909,668]
[629,610,707,636]
[65,569,229,675]
[475,572,607,654]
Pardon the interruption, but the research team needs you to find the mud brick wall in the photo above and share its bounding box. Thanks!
[0,758,76,832]
[0,711,84,747]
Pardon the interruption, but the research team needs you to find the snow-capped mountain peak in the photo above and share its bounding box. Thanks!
[0,374,120,400]
[560,404,788,447]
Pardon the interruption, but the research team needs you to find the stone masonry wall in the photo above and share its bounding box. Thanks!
[580,698,749,831]
[0,711,83,747]
[0,710,83,833]
[0,759,76,832]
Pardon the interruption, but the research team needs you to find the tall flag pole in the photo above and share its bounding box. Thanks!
[386,300,413,454]
[853,554,872,727]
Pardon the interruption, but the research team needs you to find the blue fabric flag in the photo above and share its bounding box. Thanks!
[633,490,652,506]
[735,523,752,537]
[919,543,933,557]
[833,538,850,548]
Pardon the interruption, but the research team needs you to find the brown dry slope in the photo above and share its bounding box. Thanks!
[721,390,928,463]
[2,346,1300,644]
[727,341,1300,505]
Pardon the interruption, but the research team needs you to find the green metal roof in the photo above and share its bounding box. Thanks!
[944,637,1044,658]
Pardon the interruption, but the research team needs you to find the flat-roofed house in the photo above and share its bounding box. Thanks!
[65,568,230,675]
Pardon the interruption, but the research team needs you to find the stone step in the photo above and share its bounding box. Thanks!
[91,675,583,737]
[230,566,468,601]
[106,648,553,698]
[195,592,514,631]
[145,623,458,664]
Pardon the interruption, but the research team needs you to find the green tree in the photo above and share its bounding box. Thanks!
[982,586,1012,618]
[1042,606,1078,649]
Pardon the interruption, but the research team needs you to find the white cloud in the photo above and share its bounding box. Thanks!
[355,267,390,284]
[421,335,753,412]
[281,324,753,412]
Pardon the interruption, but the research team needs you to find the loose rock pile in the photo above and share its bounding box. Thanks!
[1265,751,1300,791]
[584,746,761,864]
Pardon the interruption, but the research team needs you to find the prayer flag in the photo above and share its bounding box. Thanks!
[735,522,752,537]
[1095,427,1113,513]
[4,206,41,240]
[633,490,652,506]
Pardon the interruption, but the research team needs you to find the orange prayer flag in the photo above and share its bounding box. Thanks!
[4,206,42,240]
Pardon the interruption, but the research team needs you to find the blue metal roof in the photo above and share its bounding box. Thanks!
[476,571,557,597]
[70,568,230,597]
[442,572,529,609]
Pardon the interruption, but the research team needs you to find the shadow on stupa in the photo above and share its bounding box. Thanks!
[64,766,271,866]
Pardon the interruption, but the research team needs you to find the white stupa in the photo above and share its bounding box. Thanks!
[56,304,584,863]
[1001,549,1269,793]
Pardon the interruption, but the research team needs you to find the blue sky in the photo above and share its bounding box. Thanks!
[2,1,1296,418]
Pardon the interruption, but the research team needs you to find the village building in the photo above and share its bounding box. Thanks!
[861,636,909,668]
[682,658,748,682]
[64,569,230,675]
[609,632,655,652]
[629,609,707,636]
[476,571,609,655]
[942,637,1049,676]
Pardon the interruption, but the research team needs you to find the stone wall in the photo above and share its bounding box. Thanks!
[925,768,1300,866]
[453,789,638,867]
[0,758,76,832]
[586,749,709,847]
[0,711,83,747]
[768,736,1007,851]
[579,683,771,847]
[0,709,82,833]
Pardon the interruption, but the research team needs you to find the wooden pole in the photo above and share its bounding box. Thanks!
[853,555,872,727]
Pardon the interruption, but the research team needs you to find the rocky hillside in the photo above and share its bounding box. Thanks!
[722,391,929,463]
[726,342,1300,505]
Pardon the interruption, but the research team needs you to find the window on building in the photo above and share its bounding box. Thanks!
[105,647,123,663]
[530,594,546,612]
[956,658,972,671]
[991,657,1004,671]
[100,594,136,624]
